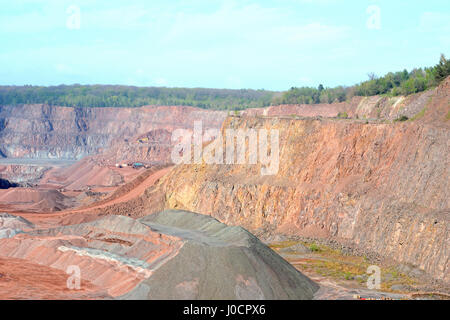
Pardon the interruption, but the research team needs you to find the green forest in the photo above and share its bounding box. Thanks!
[0,85,277,110]
[278,54,450,105]
[1,54,449,110]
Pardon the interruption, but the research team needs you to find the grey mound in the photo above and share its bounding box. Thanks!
[0,213,34,239]
[121,209,319,300]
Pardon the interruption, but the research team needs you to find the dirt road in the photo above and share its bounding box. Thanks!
[3,166,173,227]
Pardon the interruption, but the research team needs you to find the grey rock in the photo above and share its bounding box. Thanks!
[390,284,411,292]
[121,210,319,300]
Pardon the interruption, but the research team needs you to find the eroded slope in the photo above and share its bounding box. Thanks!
[0,210,318,299]
[129,78,450,283]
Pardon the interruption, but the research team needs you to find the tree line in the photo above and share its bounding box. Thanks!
[0,85,276,111]
[0,55,449,110]
[277,54,450,105]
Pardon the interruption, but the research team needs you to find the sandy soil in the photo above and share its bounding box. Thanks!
[0,256,110,299]
[0,188,72,212]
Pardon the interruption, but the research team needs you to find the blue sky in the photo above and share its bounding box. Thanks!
[0,0,449,90]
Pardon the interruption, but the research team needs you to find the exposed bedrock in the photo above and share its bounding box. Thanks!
[0,104,227,161]
[0,87,436,162]
[0,211,318,299]
[134,81,450,283]
[155,119,449,283]
[241,86,437,120]
[0,164,51,184]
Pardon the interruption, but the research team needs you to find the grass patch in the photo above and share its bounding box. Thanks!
[308,243,321,252]
[286,241,419,292]
[337,112,349,119]
[268,240,299,249]
[380,267,417,292]
[409,108,426,121]
[446,110,450,121]
[394,115,409,122]
[302,259,369,281]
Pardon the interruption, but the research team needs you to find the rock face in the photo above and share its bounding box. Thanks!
[0,89,434,162]
[0,164,51,184]
[241,97,363,118]
[132,78,450,283]
[95,128,174,165]
[0,87,440,162]
[0,104,227,161]
[0,211,318,300]
[241,87,436,121]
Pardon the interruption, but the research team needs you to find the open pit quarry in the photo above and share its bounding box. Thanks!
[0,77,448,300]
[0,105,227,184]
[0,104,227,160]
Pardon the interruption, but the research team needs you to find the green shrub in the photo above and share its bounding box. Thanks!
[394,115,409,122]
[337,112,349,119]
[410,108,426,121]
[309,243,321,252]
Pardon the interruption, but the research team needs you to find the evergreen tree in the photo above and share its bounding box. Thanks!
[435,54,450,83]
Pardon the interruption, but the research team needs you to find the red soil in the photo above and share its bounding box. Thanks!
[0,256,109,299]
[0,188,69,212]
[3,166,172,228]
[39,157,143,190]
